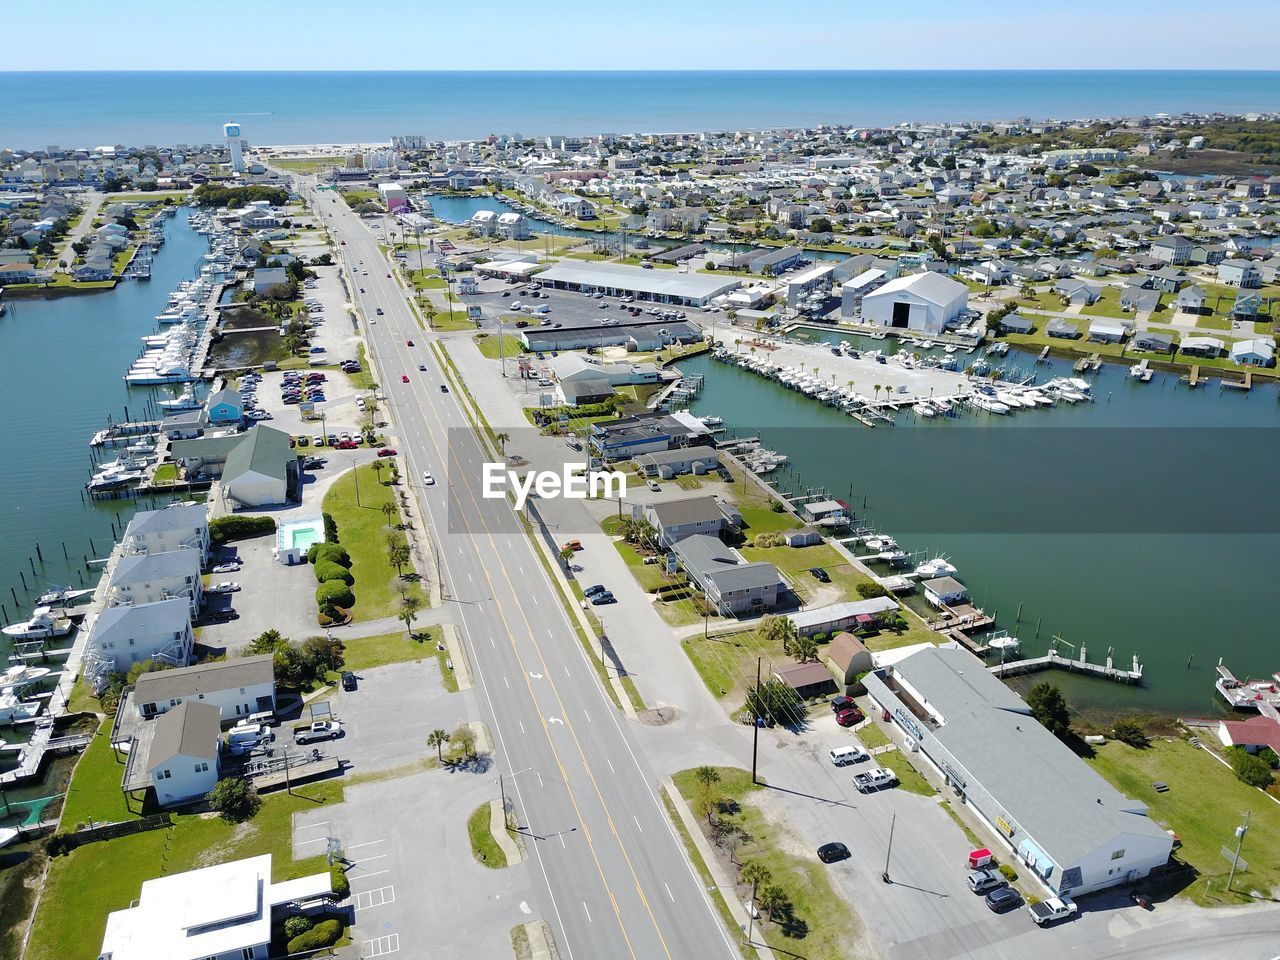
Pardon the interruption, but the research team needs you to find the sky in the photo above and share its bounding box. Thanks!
[4,1,1280,71]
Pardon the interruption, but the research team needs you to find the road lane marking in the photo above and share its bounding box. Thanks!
[633,816,643,833]
[518,720,526,734]
[504,675,510,689]
[606,758,615,773]
[582,901,592,923]
[664,882,674,902]
[582,708,591,723]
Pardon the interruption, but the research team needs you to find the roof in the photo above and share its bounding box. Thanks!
[775,661,835,690]
[1089,319,1128,336]
[223,425,292,484]
[648,496,726,528]
[634,447,719,467]
[865,271,968,306]
[91,598,191,646]
[135,654,274,704]
[893,647,1171,867]
[706,560,782,593]
[923,576,967,596]
[111,547,202,587]
[561,377,612,401]
[206,387,242,409]
[148,700,221,767]
[125,503,208,539]
[788,597,899,630]
[535,260,741,300]
[827,632,871,670]
[1220,715,1280,752]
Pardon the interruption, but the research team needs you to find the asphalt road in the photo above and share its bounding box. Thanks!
[305,180,738,960]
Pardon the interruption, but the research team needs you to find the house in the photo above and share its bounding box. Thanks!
[1133,331,1174,353]
[133,654,277,721]
[1217,714,1280,755]
[1217,259,1262,288]
[468,209,497,235]
[99,854,334,960]
[107,548,204,619]
[1119,286,1160,313]
[1146,267,1186,293]
[220,426,299,508]
[120,503,210,560]
[558,377,613,406]
[750,246,806,276]
[864,646,1173,897]
[588,411,712,461]
[1149,235,1193,265]
[672,533,784,616]
[204,387,244,426]
[825,632,875,691]
[0,261,45,284]
[995,311,1034,335]
[1229,338,1275,367]
[496,211,530,240]
[86,598,194,683]
[1055,278,1101,305]
[632,447,719,479]
[251,266,290,296]
[1045,318,1079,339]
[643,496,733,547]
[1179,336,1225,358]
[1231,291,1263,319]
[922,575,968,609]
[774,661,837,699]
[147,701,221,806]
[787,597,900,637]
[861,272,969,335]
[1087,319,1128,344]
[1174,284,1207,313]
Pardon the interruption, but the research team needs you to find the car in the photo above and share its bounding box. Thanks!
[583,584,607,597]
[205,608,239,622]
[835,707,863,727]
[295,719,343,744]
[208,581,240,593]
[809,566,831,583]
[599,302,608,309]
[377,448,397,457]
[313,436,326,447]
[828,745,869,766]
[406,340,414,347]
[401,374,410,383]
[440,384,449,393]
[375,308,384,316]
[418,363,427,371]
[852,767,898,792]
[590,593,617,605]
[304,457,326,469]
[646,479,661,492]
[386,272,391,278]
[502,290,510,297]
[341,671,358,692]
[967,868,1007,894]
[515,320,529,328]
[985,886,1022,913]
[563,539,583,552]
[211,562,241,574]
[816,842,850,864]
[830,695,857,713]
[340,240,346,245]
[422,472,436,485]
[359,287,365,293]
[334,439,357,450]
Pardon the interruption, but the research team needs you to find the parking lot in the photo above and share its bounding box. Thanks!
[464,273,709,332]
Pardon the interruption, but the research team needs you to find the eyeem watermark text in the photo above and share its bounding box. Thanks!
[482,463,627,511]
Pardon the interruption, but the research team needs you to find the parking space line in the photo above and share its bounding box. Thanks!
[354,852,388,863]
[347,838,386,851]
[354,885,397,911]
[362,933,401,957]
[350,868,390,883]
[295,820,330,831]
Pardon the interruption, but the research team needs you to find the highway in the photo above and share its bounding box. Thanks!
[306,180,739,960]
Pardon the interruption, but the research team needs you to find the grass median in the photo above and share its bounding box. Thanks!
[467,802,508,869]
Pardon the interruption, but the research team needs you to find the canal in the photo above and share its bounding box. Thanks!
[679,340,1280,719]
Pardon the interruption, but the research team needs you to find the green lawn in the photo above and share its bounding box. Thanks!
[346,343,376,391]
[474,333,524,360]
[672,767,860,960]
[1194,314,1233,330]
[737,504,802,536]
[877,748,937,797]
[682,628,780,702]
[1086,738,1280,905]
[739,542,876,604]
[1081,286,1148,320]
[467,802,508,869]
[151,463,177,485]
[27,781,343,960]
[322,463,426,621]
[335,626,450,687]
[857,722,890,750]
[58,721,138,830]
[274,157,343,173]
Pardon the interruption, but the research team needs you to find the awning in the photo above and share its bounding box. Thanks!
[1017,836,1054,879]
[855,614,875,624]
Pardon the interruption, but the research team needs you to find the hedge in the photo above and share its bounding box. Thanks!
[209,515,276,545]
[307,542,351,567]
[330,863,350,899]
[286,918,343,953]
[314,560,354,586]
[315,581,354,614]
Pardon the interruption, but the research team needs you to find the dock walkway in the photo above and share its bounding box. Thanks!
[989,648,1143,684]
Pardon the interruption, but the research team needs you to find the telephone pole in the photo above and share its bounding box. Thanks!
[882,811,896,884]
[751,656,762,784]
[1226,810,1250,891]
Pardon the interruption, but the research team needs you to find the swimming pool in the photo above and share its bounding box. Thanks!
[275,515,325,563]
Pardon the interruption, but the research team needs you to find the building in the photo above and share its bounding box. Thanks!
[632,447,720,479]
[534,260,740,307]
[99,854,334,960]
[220,425,299,508]
[496,211,530,240]
[86,598,194,683]
[1217,714,1280,755]
[1218,259,1262,288]
[252,266,289,296]
[147,700,221,806]
[922,576,968,608]
[520,317,702,353]
[1229,338,1275,367]
[774,661,837,699]
[1046,318,1079,339]
[1087,319,1128,344]
[750,246,805,276]
[672,533,784,616]
[223,122,244,174]
[787,597,899,637]
[204,387,245,426]
[864,646,1174,897]
[643,495,735,547]
[1133,331,1174,353]
[548,353,662,391]
[107,548,204,618]
[377,182,408,214]
[588,411,712,462]
[133,654,276,721]
[839,269,888,317]
[825,632,875,691]
[121,503,210,561]
[861,272,969,335]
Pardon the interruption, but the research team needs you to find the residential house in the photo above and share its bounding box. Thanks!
[632,447,720,479]
[1055,278,1101,306]
[132,654,277,721]
[671,533,784,616]
[86,598,194,681]
[774,661,837,699]
[120,503,210,561]
[922,575,969,609]
[1174,284,1207,313]
[251,266,290,296]
[787,597,900,637]
[147,701,221,807]
[825,632,875,692]
[1179,336,1225,358]
[1149,235,1193,265]
[1045,318,1080,339]
[204,387,244,426]
[1229,338,1275,367]
[1133,331,1174,353]
[643,496,734,547]
[107,548,204,619]
[1218,259,1262,288]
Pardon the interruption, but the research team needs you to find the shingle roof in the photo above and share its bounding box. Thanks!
[223,425,292,483]
[135,654,274,704]
[148,701,221,767]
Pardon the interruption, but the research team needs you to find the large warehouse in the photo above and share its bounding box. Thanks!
[861,271,969,334]
[519,317,701,352]
[864,646,1173,897]
[535,260,741,307]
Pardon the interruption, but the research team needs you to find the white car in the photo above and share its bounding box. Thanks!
[209,581,240,593]
[422,472,436,486]
[211,562,242,574]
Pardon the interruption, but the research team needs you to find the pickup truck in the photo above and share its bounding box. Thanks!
[852,767,898,792]
[1029,897,1077,926]
[295,720,343,744]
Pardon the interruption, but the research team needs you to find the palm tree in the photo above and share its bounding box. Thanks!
[427,729,450,761]
[693,766,721,824]
[740,860,771,892]
[495,432,510,456]
[399,594,422,637]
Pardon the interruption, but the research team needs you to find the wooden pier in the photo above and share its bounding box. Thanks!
[1221,371,1252,391]
[0,723,92,786]
[989,648,1143,685]
[1186,365,1200,388]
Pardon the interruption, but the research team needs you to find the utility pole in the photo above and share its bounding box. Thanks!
[882,810,896,883]
[751,656,762,784]
[745,878,758,946]
[1227,810,1250,891]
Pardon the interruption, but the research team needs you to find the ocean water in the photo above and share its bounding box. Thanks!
[2,71,1280,150]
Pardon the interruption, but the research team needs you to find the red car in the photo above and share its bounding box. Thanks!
[376,448,397,457]
[334,439,357,450]
[401,375,410,383]
[406,340,414,347]
[835,707,864,728]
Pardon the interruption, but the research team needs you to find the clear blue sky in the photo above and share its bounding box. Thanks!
[5,0,1279,71]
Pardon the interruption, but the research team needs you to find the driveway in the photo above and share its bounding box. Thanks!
[198,533,324,650]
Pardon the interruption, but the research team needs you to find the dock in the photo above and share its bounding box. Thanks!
[1221,370,1252,391]
[1186,365,1200,388]
[1215,661,1280,718]
[1037,346,1051,364]
[989,647,1143,684]
[0,722,93,786]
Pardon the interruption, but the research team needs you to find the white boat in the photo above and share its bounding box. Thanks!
[920,340,935,350]
[0,665,51,694]
[2,606,73,640]
[913,557,957,579]
[34,585,91,607]
[913,401,936,418]
[0,693,42,726]
[970,395,1010,415]
[0,826,20,849]
[944,344,958,354]
[158,385,202,411]
[996,390,1028,409]
[699,415,724,427]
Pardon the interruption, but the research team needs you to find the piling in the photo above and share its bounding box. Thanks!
[35,544,43,563]
[89,539,96,554]
[28,557,36,576]
[61,542,68,560]
[19,570,27,590]
[1015,601,1023,622]
[9,587,17,606]
[1035,616,1042,638]
[0,604,6,622]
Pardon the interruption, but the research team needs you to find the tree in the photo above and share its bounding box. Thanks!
[758,614,797,657]
[399,594,422,636]
[379,500,396,526]
[245,629,287,655]
[1026,682,1071,739]
[740,860,771,892]
[495,432,510,455]
[758,883,792,922]
[693,766,721,824]
[856,581,889,599]
[452,723,478,759]
[207,777,261,823]
[558,545,575,568]
[791,634,819,664]
[1228,748,1275,789]
[387,535,411,578]
[1111,717,1149,748]
[427,728,450,761]
[809,217,834,235]
[745,678,804,727]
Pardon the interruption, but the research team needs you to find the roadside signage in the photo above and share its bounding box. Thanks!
[665,554,678,575]
[995,816,1014,837]
[300,401,315,417]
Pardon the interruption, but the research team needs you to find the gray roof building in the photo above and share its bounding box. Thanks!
[134,654,275,706]
[148,700,221,766]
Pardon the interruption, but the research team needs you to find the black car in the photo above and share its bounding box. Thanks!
[590,592,617,605]
[817,842,850,864]
[985,887,1023,914]
[440,384,449,393]
[341,671,357,692]
[583,584,607,597]
[809,566,831,583]
[830,695,857,714]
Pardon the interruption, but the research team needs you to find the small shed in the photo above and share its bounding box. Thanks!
[774,661,837,700]
[922,575,968,609]
[784,526,823,547]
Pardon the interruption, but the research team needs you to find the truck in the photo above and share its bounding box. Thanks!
[295,720,343,744]
[1029,897,1077,926]
[852,767,898,792]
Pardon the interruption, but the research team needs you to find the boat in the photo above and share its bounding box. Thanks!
[34,586,91,607]
[913,557,957,579]
[0,693,42,726]
[0,827,20,849]
[944,344,958,354]
[2,607,73,640]
[913,401,936,418]
[699,415,724,427]
[0,665,51,694]
[158,385,203,411]
[969,395,1010,415]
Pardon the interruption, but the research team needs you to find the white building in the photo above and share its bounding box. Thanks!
[223,122,244,174]
[469,209,498,235]
[121,503,210,562]
[497,211,531,240]
[133,654,277,721]
[86,598,194,679]
[146,701,221,806]
[864,647,1173,897]
[1229,337,1275,367]
[99,854,333,960]
[861,272,969,334]
[106,547,204,619]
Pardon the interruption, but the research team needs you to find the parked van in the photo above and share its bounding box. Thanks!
[828,745,868,767]
[227,723,273,755]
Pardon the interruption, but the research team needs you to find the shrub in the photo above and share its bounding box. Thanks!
[998,863,1018,882]
[856,581,889,599]
[1228,748,1275,789]
[315,581,355,616]
[46,832,75,857]
[307,542,350,566]
[322,511,339,542]
[314,560,354,586]
[1259,747,1279,770]
[283,915,314,940]
[286,918,343,953]
[209,515,276,544]
[769,500,785,513]
[206,777,261,823]
[330,863,350,898]
[1111,717,1149,748]
[751,532,784,548]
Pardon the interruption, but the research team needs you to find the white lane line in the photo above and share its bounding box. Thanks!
[605,758,615,774]
[536,771,544,788]
[351,868,390,881]
[518,720,526,734]
[582,901,592,923]
[489,635,495,647]
[531,594,538,606]
[467,572,474,583]
[560,833,566,849]
[582,708,591,723]
[354,852,388,863]
[347,838,386,851]
[504,675,510,689]
[664,882,675,903]
[633,815,643,833]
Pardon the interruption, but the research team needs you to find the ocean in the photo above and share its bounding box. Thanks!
[2,70,1280,150]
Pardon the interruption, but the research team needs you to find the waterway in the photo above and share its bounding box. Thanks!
[0,208,209,659]
[679,338,1280,719]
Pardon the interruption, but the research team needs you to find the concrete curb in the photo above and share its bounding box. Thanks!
[444,623,473,690]
[522,920,559,960]
[468,719,492,757]
[489,798,524,865]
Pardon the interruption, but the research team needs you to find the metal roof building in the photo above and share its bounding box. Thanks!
[534,260,741,306]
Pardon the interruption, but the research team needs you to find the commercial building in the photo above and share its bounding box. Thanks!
[588,411,712,462]
[534,260,740,307]
[377,182,408,214]
[99,854,334,960]
[519,317,702,352]
[864,646,1173,897]
[632,447,720,479]
[219,425,300,508]
[861,272,969,335]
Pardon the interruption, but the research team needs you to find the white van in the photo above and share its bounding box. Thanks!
[828,745,868,767]
[227,723,273,755]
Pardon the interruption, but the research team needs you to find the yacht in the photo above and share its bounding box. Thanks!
[699,415,724,427]
[2,606,73,640]
[996,390,1028,409]
[970,395,1010,415]
[0,694,42,726]
[913,557,958,579]
[158,385,203,412]
[912,401,936,418]
[0,665,51,694]
[34,586,91,607]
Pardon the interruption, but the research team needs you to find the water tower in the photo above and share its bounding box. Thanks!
[223,122,244,173]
